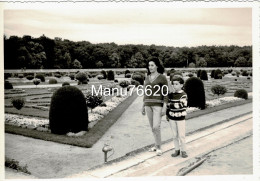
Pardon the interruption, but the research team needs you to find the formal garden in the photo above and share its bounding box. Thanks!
[4,67,252,148]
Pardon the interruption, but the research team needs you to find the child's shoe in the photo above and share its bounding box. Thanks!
[171,150,180,157]
[181,151,188,158]
[156,149,162,156]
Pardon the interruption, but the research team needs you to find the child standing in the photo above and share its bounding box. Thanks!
[166,76,188,158]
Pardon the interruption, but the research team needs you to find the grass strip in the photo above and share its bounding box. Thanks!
[5,92,139,148]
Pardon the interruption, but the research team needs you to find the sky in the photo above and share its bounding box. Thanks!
[4,7,252,47]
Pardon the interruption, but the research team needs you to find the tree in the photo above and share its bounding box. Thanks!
[196,57,207,67]
[72,59,82,69]
[234,57,247,67]
[64,52,71,68]
[96,61,103,68]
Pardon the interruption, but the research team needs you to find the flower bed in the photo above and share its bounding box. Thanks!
[5,90,134,134]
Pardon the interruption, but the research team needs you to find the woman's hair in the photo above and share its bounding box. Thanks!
[146,57,165,75]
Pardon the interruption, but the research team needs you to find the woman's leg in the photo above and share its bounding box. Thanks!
[169,120,180,150]
[145,106,156,148]
[152,106,163,149]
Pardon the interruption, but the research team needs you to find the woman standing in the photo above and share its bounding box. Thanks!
[142,57,168,156]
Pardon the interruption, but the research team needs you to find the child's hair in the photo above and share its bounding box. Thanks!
[171,76,184,84]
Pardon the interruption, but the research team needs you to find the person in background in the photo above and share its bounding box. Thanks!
[166,76,188,158]
[142,57,168,156]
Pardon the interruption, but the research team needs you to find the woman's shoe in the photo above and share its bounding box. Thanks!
[156,149,162,156]
[171,150,180,157]
[148,146,157,152]
[181,151,188,158]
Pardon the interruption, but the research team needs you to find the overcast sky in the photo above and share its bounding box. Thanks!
[4,7,252,47]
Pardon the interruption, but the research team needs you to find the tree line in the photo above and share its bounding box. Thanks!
[4,34,252,69]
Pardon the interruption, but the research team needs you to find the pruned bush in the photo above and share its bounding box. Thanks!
[49,86,89,134]
[234,89,248,100]
[210,69,215,78]
[85,91,103,112]
[125,69,130,77]
[132,72,145,85]
[214,69,222,79]
[5,81,13,89]
[76,72,88,84]
[54,73,62,78]
[49,78,58,84]
[97,75,104,80]
[197,69,201,77]
[188,73,194,78]
[101,70,107,79]
[231,72,236,76]
[211,85,227,97]
[200,70,208,80]
[125,73,131,78]
[26,75,34,80]
[33,78,41,87]
[228,69,233,73]
[62,82,70,86]
[223,70,229,75]
[167,69,175,76]
[119,80,130,88]
[107,70,115,80]
[242,70,248,76]
[114,79,118,83]
[35,74,45,82]
[247,77,250,80]
[4,73,11,80]
[11,97,25,110]
[131,79,140,87]
[184,77,206,109]
[69,74,75,80]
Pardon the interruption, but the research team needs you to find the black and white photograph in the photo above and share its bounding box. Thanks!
[1,1,259,180]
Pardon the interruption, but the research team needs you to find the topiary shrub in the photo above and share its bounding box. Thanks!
[200,70,208,80]
[214,69,222,79]
[125,73,131,78]
[231,72,236,76]
[5,81,13,89]
[62,82,70,86]
[107,70,115,80]
[54,73,61,78]
[26,75,34,80]
[35,74,45,82]
[125,69,130,77]
[197,69,201,78]
[97,75,104,80]
[131,79,140,87]
[4,73,11,80]
[247,77,250,80]
[132,72,145,85]
[101,70,107,79]
[184,77,206,109]
[69,74,75,80]
[242,70,248,76]
[188,73,194,78]
[119,80,130,88]
[234,89,248,100]
[211,84,227,97]
[114,79,118,83]
[49,78,58,84]
[11,97,25,110]
[210,69,215,78]
[76,72,88,85]
[49,86,89,134]
[33,78,41,87]
[85,91,103,112]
